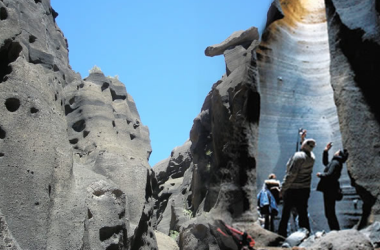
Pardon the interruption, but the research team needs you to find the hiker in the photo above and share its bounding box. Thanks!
[257,173,280,231]
[316,142,349,231]
[266,173,281,204]
[289,128,307,232]
[278,139,316,237]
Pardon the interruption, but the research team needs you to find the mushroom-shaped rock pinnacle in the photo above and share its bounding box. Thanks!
[204,26,259,57]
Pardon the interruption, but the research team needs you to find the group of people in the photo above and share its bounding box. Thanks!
[257,129,349,237]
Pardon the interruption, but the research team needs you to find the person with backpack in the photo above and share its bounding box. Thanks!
[278,139,316,237]
[316,142,349,231]
[257,173,280,231]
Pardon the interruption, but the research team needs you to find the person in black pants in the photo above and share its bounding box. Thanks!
[316,142,349,231]
[278,139,316,237]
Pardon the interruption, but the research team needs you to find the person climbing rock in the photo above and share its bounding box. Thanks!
[316,142,349,231]
[278,139,316,237]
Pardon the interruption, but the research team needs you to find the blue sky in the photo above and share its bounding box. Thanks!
[51,1,273,166]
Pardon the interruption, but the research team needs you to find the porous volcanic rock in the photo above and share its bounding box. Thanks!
[153,140,193,235]
[0,0,156,249]
[0,0,75,248]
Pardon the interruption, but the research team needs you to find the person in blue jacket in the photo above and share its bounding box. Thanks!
[257,174,280,231]
[316,142,349,231]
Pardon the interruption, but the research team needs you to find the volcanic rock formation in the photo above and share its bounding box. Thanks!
[256,0,362,231]
[324,0,380,228]
[0,0,156,249]
[1,0,380,249]
[153,0,380,249]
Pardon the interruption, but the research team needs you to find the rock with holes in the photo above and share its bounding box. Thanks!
[0,0,75,249]
[324,0,380,228]
[0,0,156,249]
[153,140,194,235]
[86,180,127,250]
[64,69,153,239]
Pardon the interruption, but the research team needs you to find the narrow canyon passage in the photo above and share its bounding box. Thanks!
[256,0,360,232]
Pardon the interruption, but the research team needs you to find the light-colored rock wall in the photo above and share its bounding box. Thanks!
[256,0,361,231]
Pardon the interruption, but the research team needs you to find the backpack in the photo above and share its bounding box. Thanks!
[210,220,255,250]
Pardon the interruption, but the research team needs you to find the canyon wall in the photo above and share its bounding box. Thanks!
[154,0,380,245]
[324,0,380,228]
[1,0,380,249]
[256,0,361,231]
[0,0,156,249]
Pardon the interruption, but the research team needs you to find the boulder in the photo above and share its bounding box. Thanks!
[205,26,259,57]
[360,221,380,248]
[308,230,374,250]
[155,230,179,250]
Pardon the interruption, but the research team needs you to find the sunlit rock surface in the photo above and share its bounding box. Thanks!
[0,0,156,249]
[153,140,193,235]
[256,0,362,232]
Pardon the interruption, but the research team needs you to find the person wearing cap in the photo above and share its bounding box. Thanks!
[316,142,349,231]
[278,139,316,237]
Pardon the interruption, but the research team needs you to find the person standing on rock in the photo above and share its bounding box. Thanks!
[316,142,349,231]
[278,139,316,237]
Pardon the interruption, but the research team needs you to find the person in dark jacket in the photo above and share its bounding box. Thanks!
[316,142,349,231]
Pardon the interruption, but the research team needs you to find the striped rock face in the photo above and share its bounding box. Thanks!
[257,0,363,232]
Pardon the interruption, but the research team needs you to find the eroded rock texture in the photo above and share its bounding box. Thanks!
[0,0,156,249]
[257,0,362,231]
[153,140,193,235]
[190,27,260,224]
[152,27,261,248]
[324,0,380,228]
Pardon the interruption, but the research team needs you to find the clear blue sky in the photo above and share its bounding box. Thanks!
[51,1,273,166]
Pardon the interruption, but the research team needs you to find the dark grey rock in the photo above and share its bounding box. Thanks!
[205,26,259,57]
[265,0,284,29]
[153,140,193,235]
[190,26,260,224]
[325,0,380,228]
